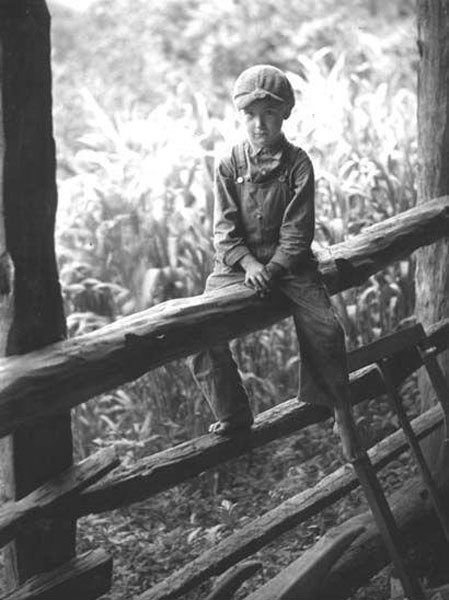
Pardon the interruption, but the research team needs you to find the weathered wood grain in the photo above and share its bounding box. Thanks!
[0,448,118,549]
[318,195,449,292]
[244,526,365,600]
[69,319,449,516]
[318,476,440,600]
[346,323,425,372]
[0,1,75,585]
[0,198,447,438]
[205,561,262,600]
[133,405,443,600]
[416,0,449,493]
[0,549,112,600]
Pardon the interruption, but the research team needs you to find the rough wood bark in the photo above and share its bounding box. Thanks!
[64,319,449,515]
[416,0,449,484]
[0,549,112,600]
[0,199,447,439]
[416,3,449,335]
[205,561,262,600]
[244,526,365,600]
[132,406,443,600]
[0,448,119,549]
[317,477,443,600]
[0,0,74,586]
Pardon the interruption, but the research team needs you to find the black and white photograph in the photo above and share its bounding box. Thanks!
[0,1,448,598]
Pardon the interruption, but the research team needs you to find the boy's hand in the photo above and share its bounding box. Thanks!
[264,262,285,282]
[240,257,286,296]
[240,256,270,295]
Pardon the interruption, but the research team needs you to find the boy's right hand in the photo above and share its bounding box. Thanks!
[240,255,271,295]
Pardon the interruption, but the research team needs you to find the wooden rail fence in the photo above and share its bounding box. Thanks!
[0,198,449,599]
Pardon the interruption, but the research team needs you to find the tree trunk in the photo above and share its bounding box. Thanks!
[0,1,75,588]
[415,0,449,485]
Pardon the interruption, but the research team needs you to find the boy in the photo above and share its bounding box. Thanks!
[190,65,357,459]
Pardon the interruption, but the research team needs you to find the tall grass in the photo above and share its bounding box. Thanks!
[55,53,417,457]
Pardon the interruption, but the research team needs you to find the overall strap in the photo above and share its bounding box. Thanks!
[282,141,296,174]
[230,143,247,180]
[283,141,302,190]
[231,140,300,185]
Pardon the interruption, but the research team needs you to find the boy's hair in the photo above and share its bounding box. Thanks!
[232,64,295,113]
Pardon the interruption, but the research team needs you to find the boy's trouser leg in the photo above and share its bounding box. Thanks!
[279,272,350,408]
[280,272,360,458]
[189,344,252,423]
[188,271,252,425]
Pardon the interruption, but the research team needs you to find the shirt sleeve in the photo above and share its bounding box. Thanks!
[269,150,315,271]
[213,155,252,267]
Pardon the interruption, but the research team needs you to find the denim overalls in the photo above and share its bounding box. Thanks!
[190,144,350,425]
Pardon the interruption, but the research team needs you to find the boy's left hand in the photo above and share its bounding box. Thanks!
[243,260,271,295]
[250,262,285,297]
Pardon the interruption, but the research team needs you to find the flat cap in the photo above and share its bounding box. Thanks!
[232,64,295,111]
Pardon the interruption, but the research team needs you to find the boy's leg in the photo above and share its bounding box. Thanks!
[279,272,359,459]
[279,272,347,407]
[189,344,253,433]
[188,271,253,435]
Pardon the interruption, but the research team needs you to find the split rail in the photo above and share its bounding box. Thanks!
[0,197,449,600]
[0,313,449,598]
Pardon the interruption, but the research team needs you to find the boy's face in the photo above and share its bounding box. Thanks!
[239,98,287,149]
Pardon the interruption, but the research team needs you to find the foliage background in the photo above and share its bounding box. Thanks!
[42,0,421,598]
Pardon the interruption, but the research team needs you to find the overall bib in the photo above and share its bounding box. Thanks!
[189,147,350,424]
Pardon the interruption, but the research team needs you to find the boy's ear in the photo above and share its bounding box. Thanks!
[283,106,292,119]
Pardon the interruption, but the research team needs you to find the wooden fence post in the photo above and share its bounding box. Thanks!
[0,0,75,588]
[416,0,449,488]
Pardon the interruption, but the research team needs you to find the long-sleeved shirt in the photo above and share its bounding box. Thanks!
[213,135,316,272]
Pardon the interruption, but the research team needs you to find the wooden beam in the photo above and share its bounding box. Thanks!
[0,198,447,437]
[244,526,365,600]
[217,475,442,600]
[317,477,441,600]
[0,549,112,600]
[205,561,262,600]
[129,406,443,600]
[319,195,449,292]
[346,323,425,372]
[69,319,449,516]
[0,448,119,549]
[0,1,74,586]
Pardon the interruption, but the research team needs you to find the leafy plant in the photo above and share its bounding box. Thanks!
[46,4,423,597]
[54,38,419,456]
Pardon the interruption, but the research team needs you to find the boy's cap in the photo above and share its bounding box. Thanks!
[233,65,295,111]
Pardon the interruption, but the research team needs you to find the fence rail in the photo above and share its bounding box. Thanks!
[0,198,449,599]
[0,317,447,599]
[75,319,449,516]
[2,4,449,598]
[0,197,447,439]
[135,406,444,600]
